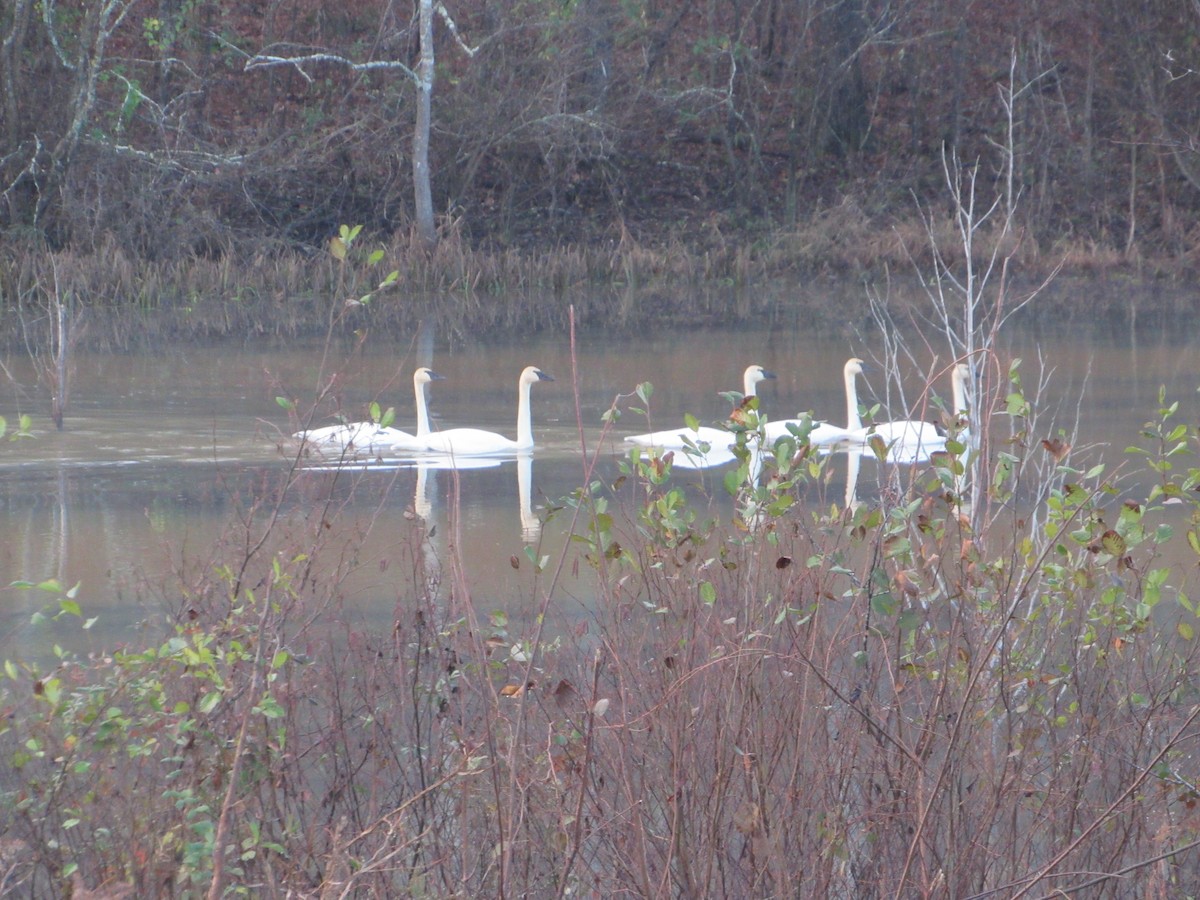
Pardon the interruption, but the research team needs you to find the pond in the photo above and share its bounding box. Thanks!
[0,279,1196,662]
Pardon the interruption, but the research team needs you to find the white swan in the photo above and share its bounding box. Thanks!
[848,361,971,456]
[417,365,554,456]
[387,367,445,450]
[624,364,776,451]
[295,367,445,454]
[763,358,865,447]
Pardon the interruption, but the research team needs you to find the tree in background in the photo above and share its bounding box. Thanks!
[2,0,1200,262]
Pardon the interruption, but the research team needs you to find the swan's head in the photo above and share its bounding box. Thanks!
[414,367,445,385]
[520,365,555,385]
[845,358,866,377]
[745,365,777,386]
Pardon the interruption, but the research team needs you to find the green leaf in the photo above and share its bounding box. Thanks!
[723,468,742,497]
[699,581,717,606]
[897,608,923,632]
[275,396,295,411]
[198,692,221,714]
[870,592,897,617]
[1100,531,1126,557]
[1178,620,1195,641]
[256,695,285,719]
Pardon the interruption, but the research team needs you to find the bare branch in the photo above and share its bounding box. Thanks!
[40,0,76,70]
[244,50,419,85]
[436,3,478,57]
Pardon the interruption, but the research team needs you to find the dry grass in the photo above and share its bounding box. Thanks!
[0,212,1171,352]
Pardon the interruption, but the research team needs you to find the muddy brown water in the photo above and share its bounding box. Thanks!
[0,284,1196,660]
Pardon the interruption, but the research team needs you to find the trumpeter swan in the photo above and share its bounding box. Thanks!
[848,361,971,454]
[624,364,776,451]
[762,358,865,447]
[295,367,445,454]
[387,367,445,450]
[417,365,554,456]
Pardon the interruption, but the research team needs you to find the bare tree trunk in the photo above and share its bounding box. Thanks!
[413,0,437,251]
[39,1,140,225]
[0,0,34,146]
[51,287,67,429]
[825,0,869,154]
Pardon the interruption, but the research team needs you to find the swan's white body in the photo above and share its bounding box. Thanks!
[297,421,412,454]
[848,362,970,456]
[417,365,554,456]
[762,358,864,447]
[650,444,741,470]
[295,367,444,454]
[624,365,776,450]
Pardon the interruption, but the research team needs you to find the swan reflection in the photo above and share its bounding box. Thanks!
[517,453,540,542]
[409,453,541,542]
[410,455,505,521]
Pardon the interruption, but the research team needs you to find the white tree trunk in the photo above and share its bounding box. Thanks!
[413,0,437,251]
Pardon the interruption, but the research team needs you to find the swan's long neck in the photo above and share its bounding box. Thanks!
[414,379,432,437]
[515,378,534,448]
[845,367,862,431]
[952,367,967,416]
[744,372,757,397]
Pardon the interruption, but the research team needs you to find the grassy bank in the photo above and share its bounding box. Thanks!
[0,208,1190,353]
[2,369,1200,897]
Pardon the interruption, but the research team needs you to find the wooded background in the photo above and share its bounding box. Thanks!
[2,0,1197,264]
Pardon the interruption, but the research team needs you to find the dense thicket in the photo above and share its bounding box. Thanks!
[2,0,1199,264]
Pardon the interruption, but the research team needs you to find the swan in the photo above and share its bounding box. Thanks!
[623,364,776,451]
[387,366,445,450]
[416,365,554,456]
[762,358,865,447]
[295,367,445,454]
[848,361,971,455]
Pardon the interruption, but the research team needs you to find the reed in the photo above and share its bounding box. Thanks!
[0,213,1178,355]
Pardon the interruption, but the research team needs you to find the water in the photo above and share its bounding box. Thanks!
[0,286,1196,660]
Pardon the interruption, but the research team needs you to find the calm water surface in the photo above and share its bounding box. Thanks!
[0,287,1197,660]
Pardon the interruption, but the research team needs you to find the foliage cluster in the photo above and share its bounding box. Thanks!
[2,369,1200,897]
